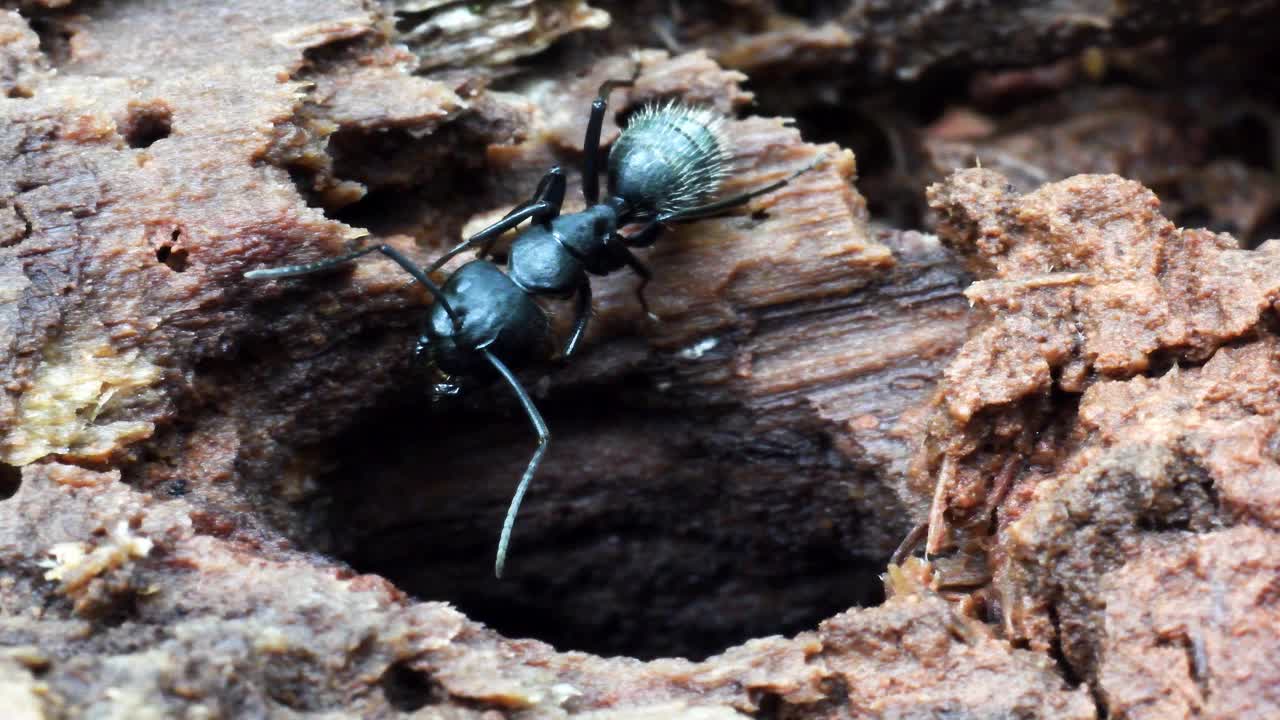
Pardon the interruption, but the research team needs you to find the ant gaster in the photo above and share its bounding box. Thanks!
[246,73,825,577]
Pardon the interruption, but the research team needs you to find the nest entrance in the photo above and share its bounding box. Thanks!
[323,388,899,660]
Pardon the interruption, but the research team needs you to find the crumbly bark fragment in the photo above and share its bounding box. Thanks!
[391,0,609,71]
[913,168,1280,709]
[919,169,1280,555]
[1097,527,1280,720]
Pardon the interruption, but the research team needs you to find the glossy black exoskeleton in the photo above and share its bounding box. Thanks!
[245,74,824,577]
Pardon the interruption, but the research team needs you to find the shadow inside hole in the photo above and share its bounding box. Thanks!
[325,387,899,661]
[1211,111,1276,172]
[768,100,928,228]
[28,16,74,66]
[775,0,852,22]
[0,463,20,500]
[1246,207,1280,250]
[326,125,493,241]
[380,661,445,712]
[121,105,173,149]
[155,230,189,272]
[1175,207,1231,235]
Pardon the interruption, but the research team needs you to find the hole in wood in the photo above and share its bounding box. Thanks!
[325,386,901,661]
[121,104,173,149]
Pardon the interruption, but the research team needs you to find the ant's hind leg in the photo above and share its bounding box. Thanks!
[608,239,658,321]
[485,349,551,579]
[582,65,641,205]
[659,152,829,223]
[622,220,663,248]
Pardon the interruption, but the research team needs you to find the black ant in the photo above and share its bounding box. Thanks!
[245,73,825,577]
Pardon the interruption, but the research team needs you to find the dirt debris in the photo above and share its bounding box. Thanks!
[909,167,1280,717]
[392,0,610,72]
[810,594,1095,719]
[1097,526,1280,719]
[999,340,1280,687]
[918,169,1280,554]
[921,84,1280,246]
[602,1,1280,82]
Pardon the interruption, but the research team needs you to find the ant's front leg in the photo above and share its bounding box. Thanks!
[561,279,592,359]
[582,65,641,205]
[426,167,567,273]
[526,165,567,223]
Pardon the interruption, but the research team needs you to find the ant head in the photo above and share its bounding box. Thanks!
[418,329,482,379]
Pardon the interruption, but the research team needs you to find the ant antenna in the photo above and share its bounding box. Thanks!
[484,349,550,578]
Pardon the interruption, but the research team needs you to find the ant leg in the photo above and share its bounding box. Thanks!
[890,521,929,567]
[245,243,461,328]
[425,168,566,273]
[608,238,658,321]
[622,220,663,248]
[243,243,386,280]
[659,152,828,223]
[536,165,568,220]
[473,167,567,259]
[510,165,567,227]
[424,200,552,274]
[582,66,641,205]
[485,349,550,579]
[561,279,592,359]
[495,166,564,224]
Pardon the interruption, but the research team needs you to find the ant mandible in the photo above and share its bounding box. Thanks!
[245,71,824,577]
